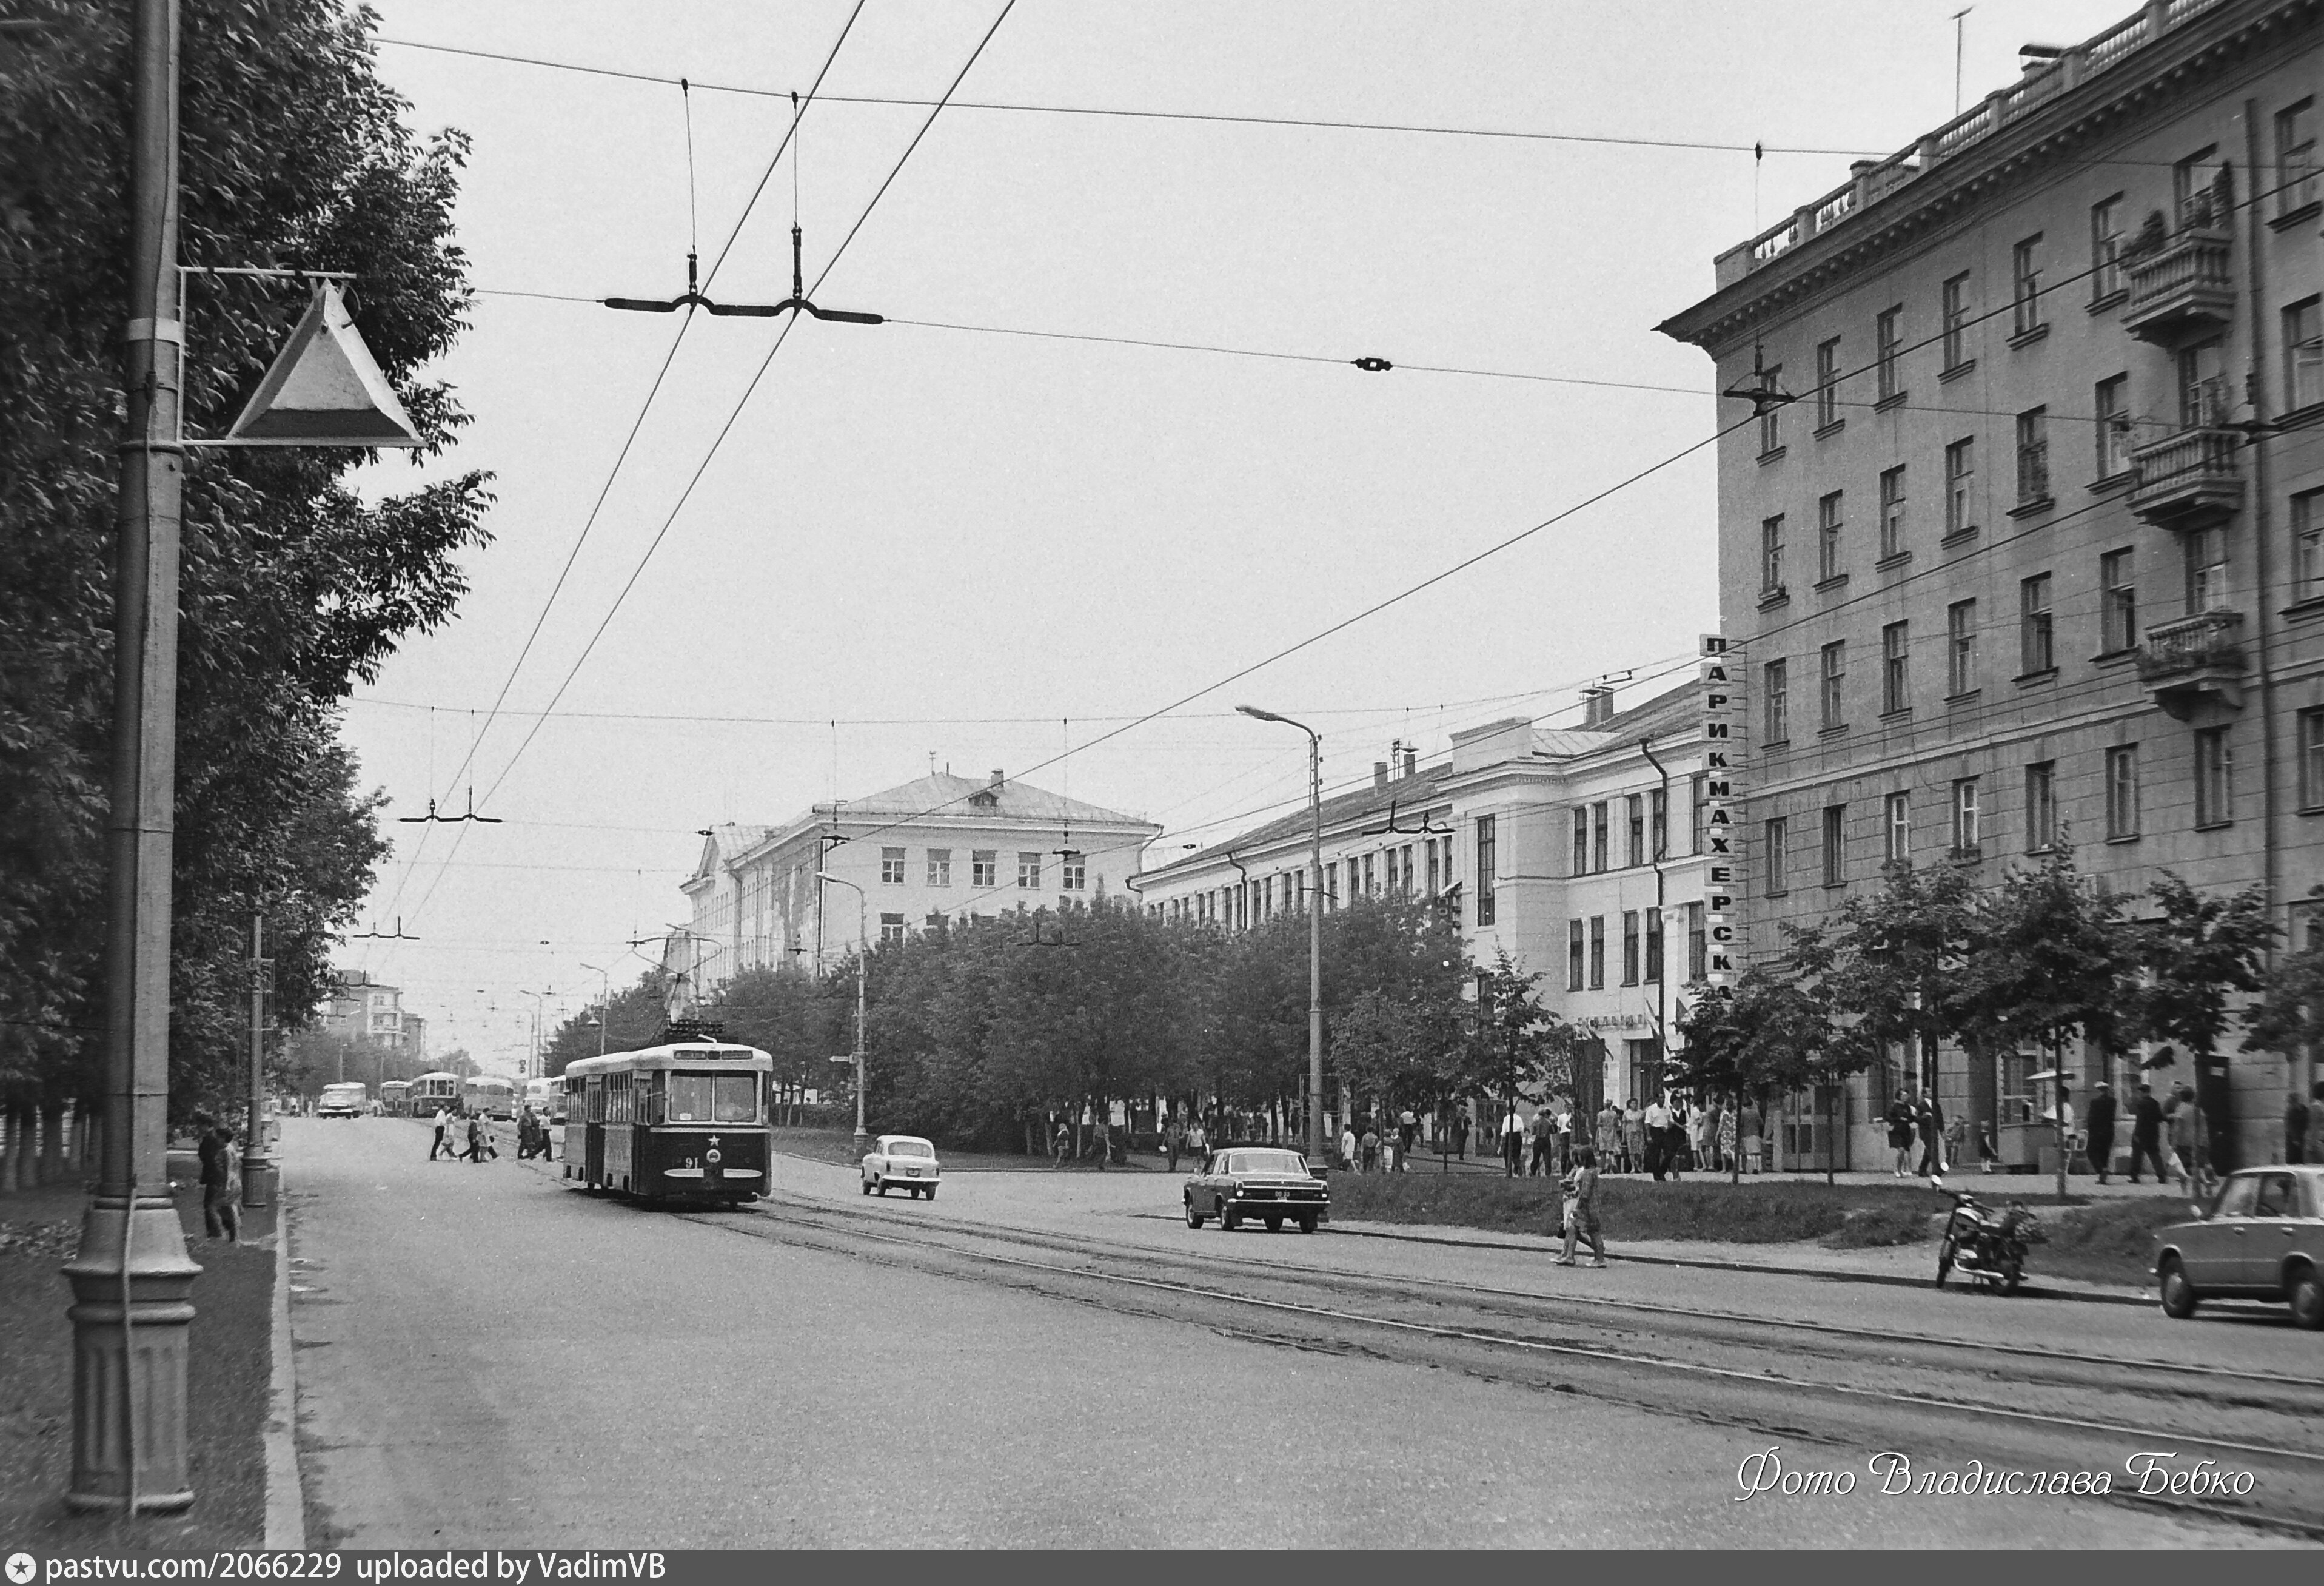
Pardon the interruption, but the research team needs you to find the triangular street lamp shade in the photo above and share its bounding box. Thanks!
[226,281,423,446]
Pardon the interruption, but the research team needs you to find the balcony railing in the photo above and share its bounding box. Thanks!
[2135,608,2246,716]
[2121,226,2234,342]
[2128,426,2243,528]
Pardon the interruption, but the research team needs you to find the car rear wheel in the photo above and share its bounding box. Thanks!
[1264,1215,1282,1232]
[1185,1198,1204,1229]
[2158,1255,2199,1319]
[924,1186,937,1202]
[2289,1268,2323,1331]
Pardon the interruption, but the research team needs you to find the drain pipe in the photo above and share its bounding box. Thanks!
[1638,737,1672,1111]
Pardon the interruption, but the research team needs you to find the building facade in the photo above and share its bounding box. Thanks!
[674,770,1160,1002]
[1659,0,2324,1167]
[321,971,404,1047]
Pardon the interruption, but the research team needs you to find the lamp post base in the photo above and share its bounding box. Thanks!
[61,1192,201,1513]
[239,1150,277,1211]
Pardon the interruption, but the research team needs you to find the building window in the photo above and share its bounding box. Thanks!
[1760,514,1786,594]
[1568,920,1586,992]
[1592,801,1609,873]
[879,912,906,945]
[2101,548,2138,653]
[926,849,953,887]
[2094,374,2131,479]
[1017,852,1043,889]
[1758,363,1784,455]
[2015,407,2049,505]
[1626,793,1645,867]
[2194,728,2232,827]
[1946,599,1977,696]
[1622,911,1641,986]
[1362,853,1376,898]
[2020,573,2054,674]
[2297,491,2324,598]
[2011,234,2044,335]
[1649,785,1668,860]
[1427,842,1439,896]
[1880,620,1909,714]
[1942,439,1974,539]
[1645,906,1664,983]
[2175,144,2221,227]
[1941,272,1970,368]
[2280,98,2319,217]
[1690,774,1708,855]
[1884,792,1910,864]
[1476,814,1496,927]
[1952,778,1980,855]
[2300,714,2324,811]
[1817,491,1843,580]
[2178,338,2227,426]
[2187,525,2228,613]
[1878,465,1906,559]
[1587,915,1606,990]
[880,847,906,885]
[1060,852,1087,891]
[2026,761,2058,850]
[2286,298,2323,413]
[1763,659,1789,743]
[1875,304,1903,400]
[2090,195,2123,300]
[971,850,997,889]
[1572,807,1589,876]
[1764,816,1788,896]
[2106,745,2141,838]
[1821,804,1846,886]
[1815,337,1841,428]
[1820,640,1846,730]
[1686,902,1707,981]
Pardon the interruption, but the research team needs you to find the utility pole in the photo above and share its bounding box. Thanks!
[63,0,200,1514]
[241,913,275,1208]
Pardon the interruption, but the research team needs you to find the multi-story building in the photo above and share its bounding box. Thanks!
[674,769,1160,999]
[1658,0,2324,1168]
[1130,680,1722,1117]
[320,971,403,1047]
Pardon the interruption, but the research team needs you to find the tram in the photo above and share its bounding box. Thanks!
[560,1041,772,1204]
[380,1080,411,1117]
[409,1071,463,1117]
[463,1075,515,1121]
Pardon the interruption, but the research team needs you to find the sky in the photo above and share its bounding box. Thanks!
[331,0,2145,1072]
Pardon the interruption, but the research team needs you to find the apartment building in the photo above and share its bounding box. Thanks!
[1658,0,2324,1168]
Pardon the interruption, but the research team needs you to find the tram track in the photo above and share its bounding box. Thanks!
[675,1188,2324,1539]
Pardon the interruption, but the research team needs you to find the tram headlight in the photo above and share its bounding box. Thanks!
[706,1148,722,1164]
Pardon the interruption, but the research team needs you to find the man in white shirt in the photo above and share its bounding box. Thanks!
[1643,1097,1673,1181]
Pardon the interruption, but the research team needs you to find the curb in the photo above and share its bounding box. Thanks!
[262,1191,305,1548]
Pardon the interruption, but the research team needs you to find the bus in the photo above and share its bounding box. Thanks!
[380,1080,411,1117]
[523,1076,563,1124]
[560,1042,772,1204]
[317,1081,368,1119]
[409,1071,463,1118]
[463,1075,515,1121]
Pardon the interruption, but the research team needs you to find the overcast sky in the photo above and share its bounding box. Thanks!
[335,0,2140,1070]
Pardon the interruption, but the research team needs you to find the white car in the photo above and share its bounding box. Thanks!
[862,1135,941,1200]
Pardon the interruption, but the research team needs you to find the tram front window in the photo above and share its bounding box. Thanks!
[666,1075,712,1123]
[714,1075,757,1123]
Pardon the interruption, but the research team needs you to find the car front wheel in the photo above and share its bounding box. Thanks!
[1298,1214,1318,1234]
[1185,1199,1204,1229]
[860,1178,872,1195]
[2289,1268,2323,1331]
[2158,1255,2199,1319]
[1221,1206,1241,1232]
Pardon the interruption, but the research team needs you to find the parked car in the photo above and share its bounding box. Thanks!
[2152,1166,2324,1329]
[862,1135,941,1200]
[1184,1147,1328,1234]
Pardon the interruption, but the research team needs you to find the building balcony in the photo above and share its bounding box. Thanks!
[2135,609,2247,718]
[2120,227,2234,344]
[2128,426,2243,530]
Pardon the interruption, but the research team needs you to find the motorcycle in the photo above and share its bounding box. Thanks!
[1935,1188,2041,1294]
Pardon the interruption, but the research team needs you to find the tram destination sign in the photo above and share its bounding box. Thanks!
[661,1018,727,1043]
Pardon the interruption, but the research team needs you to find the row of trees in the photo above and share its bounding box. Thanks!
[539,896,1597,1152]
[1675,846,2312,1175]
[0,2,490,1138]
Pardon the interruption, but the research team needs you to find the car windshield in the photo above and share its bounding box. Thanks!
[1225,1150,1307,1176]
[713,1074,757,1123]
[886,1140,933,1158]
[2212,1176,2260,1218]
[666,1075,711,1122]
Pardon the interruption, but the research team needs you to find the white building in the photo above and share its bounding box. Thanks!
[320,971,403,1046]
[1130,680,1720,1112]
[673,769,1162,999]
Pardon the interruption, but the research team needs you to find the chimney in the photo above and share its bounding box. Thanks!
[1582,687,1615,727]
[990,768,1005,788]
[1373,761,1389,790]
[1404,748,1418,779]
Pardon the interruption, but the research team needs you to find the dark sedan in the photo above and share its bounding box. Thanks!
[2152,1165,2324,1329]
[1184,1147,1328,1234]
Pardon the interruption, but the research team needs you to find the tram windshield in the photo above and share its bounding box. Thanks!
[665,1073,758,1123]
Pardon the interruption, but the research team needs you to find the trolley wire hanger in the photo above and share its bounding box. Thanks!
[398,785,504,824]
[349,918,420,940]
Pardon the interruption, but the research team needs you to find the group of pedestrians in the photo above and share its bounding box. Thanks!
[1338,1108,1427,1172]
[1883,1091,1952,1177]
[427,1104,499,1164]
[193,1111,240,1242]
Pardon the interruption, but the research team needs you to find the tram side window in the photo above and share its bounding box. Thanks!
[667,1074,712,1123]
[713,1075,757,1123]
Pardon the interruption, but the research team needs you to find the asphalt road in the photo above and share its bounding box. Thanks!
[280,1118,2299,1547]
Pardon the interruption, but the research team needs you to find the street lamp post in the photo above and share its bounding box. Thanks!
[578,962,611,1055]
[816,872,869,1149]
[1236,705,1325,1168]
[518,989,550,1078]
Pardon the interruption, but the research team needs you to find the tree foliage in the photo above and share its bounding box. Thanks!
[1952,847,2137,1066]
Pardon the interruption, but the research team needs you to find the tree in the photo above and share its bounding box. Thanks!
[1459,949,1576,1118]
[542,975,671,1078]
[1672,963,1830,1181]
[2243,893,2324,1076]
[1,1,491,1141]
[2131,872,2277,1178]
[1795,860,1978,1091]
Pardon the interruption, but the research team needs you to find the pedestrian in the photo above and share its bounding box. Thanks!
[1622,1098,1644,1175]
[1452,1109,1470,1160]
[2166,1086,2199,1192]
[1398,1107,1418,1173]
[2285,1090,2311,1167]
[1716,1104,1738,1176]
[1187,1117,1208,1160]
[1666,1098,1689,1178]
[195,1112,239,1243]
[1740,1101,1763,1175]
[1642,1094,1671,1181]
[1165,1117,1183,1174]
[1692,1101,1715,1175]
[1051,1116,1071,1169]
[1523,1107,1548,1177]
[2085,1081,2119,1182]
[1554,1104,1575,1175]
[1915,1090,1946,1178]
[1885,1093,1917,1177]
[1340,1122,1358,1171]
[1500,1108,1524,1176]
[1945,1112,1969,1176]
[1596,1100,1621,1168]
[2126,1082,2168,1184]
[1553,1145,1607,1268]
[429,1104,454,1161]
[1093,1115,1111,1171]
[2309,1080,2324,1169]
[1357,1123,1378,1173]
